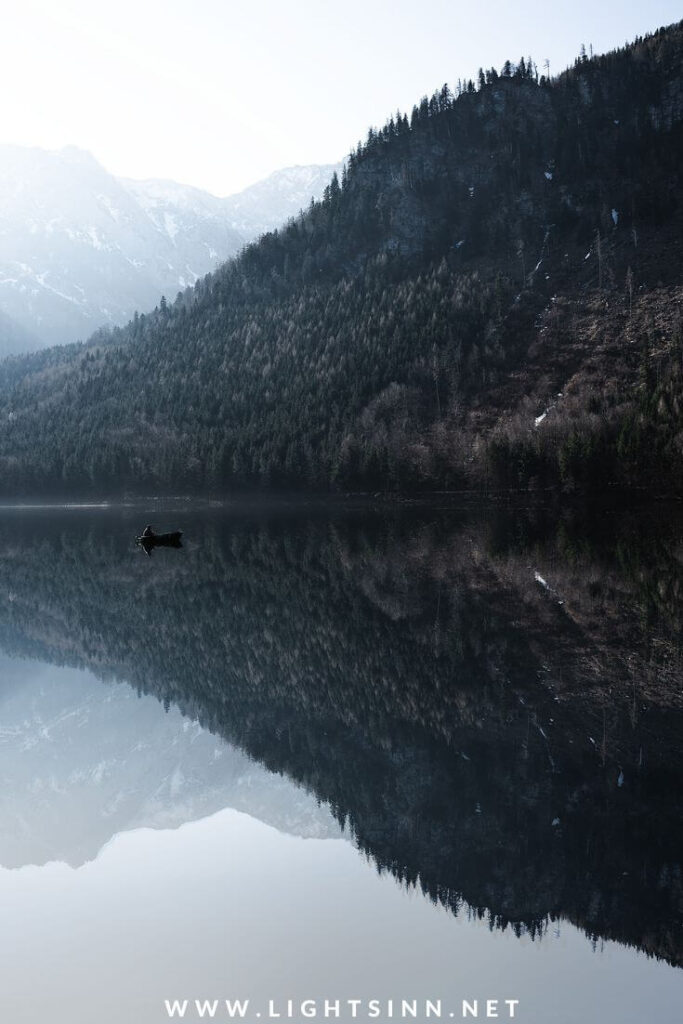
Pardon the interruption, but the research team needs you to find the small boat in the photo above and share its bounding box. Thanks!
[135,529,183,553]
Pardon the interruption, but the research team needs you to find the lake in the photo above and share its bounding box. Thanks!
[0,502,681,1024]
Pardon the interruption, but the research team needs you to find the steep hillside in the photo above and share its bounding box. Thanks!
[0,23,681,495]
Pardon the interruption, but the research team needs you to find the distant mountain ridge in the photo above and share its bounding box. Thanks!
[219,162,344,238]
[122,161,343,242]
[0,146,341,352]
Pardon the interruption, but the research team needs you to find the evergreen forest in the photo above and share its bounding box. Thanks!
[0,22,682,496]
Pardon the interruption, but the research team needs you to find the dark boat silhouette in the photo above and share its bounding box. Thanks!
[135,528,183,554]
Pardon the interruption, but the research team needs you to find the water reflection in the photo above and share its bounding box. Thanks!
[0,655,337,868]
[0,503,681,969]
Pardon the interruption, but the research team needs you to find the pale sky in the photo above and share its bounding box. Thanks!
[0,0,681,196]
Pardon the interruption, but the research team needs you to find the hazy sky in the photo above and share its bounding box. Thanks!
[0,0,681,196]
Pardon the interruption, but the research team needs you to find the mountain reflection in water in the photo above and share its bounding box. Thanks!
[0,503,681,970]
[0,655,338,869]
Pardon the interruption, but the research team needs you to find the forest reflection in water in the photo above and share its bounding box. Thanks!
[0,500,681,971]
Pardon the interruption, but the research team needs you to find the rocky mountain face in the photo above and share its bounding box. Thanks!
[0,146,339,352]
[220,162,343,239]
[0,145,241,350]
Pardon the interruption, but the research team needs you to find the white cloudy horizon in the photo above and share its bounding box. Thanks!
[0,0,681,196]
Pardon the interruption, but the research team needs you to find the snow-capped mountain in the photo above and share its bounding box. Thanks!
[0,145,245,351]
[221,161,344,239]
[0,654,338,869]
[0,146,342,354]
[120,175,244,266]
[122,161,344,248]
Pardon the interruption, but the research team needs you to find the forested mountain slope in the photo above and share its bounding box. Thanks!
[0,22,682,496]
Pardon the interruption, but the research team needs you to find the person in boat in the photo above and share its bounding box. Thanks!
[141,525,155,539]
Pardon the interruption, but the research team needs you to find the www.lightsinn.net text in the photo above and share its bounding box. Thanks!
[164,998,520,1021]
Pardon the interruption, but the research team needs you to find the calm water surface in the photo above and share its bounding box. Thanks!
[0,504,681,1024]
